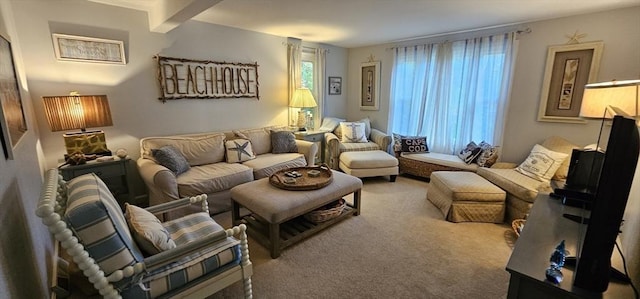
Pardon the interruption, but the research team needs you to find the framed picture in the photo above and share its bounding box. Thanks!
[52,33,126,64]
[537,41,603,123]
[0,35,27,160]
[329,76,342,95]
[360,61,380,110]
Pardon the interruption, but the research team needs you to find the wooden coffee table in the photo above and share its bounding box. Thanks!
[230,170,362,258]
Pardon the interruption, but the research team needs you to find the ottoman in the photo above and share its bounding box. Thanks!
[428,171,506,223]
[339,150,399,182]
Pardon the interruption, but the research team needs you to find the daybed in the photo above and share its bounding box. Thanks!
[137,126,318,219]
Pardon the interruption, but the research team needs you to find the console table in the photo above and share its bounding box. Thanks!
[506,194,634,298]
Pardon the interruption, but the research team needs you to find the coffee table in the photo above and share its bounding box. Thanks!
[231,170,362,258]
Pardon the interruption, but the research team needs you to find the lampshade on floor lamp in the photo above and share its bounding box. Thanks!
[43,93,113,156]
[290,88,317,131]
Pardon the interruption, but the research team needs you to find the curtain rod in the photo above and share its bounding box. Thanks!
[386,26,531,50]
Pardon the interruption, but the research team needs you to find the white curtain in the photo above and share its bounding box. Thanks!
[287,38,302,126]
[313,47,327,129]
[389,32,516,154]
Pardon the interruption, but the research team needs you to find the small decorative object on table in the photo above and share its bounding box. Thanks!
[115,148,128,158]
[304,199,346,223]
[512,219,526,237]
[545,240,566,284]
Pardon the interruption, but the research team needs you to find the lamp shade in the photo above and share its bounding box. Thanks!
[43,94,113,132]
[290,88,317,108]
[580,79,640,119]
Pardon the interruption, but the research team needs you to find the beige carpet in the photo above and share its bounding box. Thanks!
[211,175,517,299]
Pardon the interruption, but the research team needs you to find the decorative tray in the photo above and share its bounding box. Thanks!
[269,164,333,191]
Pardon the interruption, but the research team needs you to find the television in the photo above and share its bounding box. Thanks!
[572,115,639,292]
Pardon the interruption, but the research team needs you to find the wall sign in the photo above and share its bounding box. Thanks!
[155,55,260,102]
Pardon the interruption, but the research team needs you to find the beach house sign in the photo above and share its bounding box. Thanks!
[155,55,259,102]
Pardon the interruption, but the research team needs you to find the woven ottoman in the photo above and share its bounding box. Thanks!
[339,150,399,182]
[428,171,506,223]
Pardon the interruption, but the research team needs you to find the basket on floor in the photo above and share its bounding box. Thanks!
[304,199,346,223]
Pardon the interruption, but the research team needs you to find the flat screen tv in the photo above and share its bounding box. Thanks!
[573,115,639,292]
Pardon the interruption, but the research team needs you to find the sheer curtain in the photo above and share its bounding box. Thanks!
[287,38,302,127]
[389,32,516,154]
[312,47,327,129]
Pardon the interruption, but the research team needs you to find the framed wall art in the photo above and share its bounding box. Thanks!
[537,41,603,123]
[329,76,342,95]
[52,33,126,64]
[0,35,27,160]
[360,61,380,110]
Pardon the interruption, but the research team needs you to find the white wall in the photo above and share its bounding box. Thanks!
[0,0,52,297]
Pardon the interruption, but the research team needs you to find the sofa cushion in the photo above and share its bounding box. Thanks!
[242,153,307,179]
[477,167,546,203]
[141,133,226,166]
[125,203,176,255]
[225,138,256,163]
[271,130,298,154]
[516,144,568,182]
[152,145,191,175]
[65,173,144,289]
[234,127,273,155]
[176,162,254,197]
[541,136,581,181]
[339,141,381,153]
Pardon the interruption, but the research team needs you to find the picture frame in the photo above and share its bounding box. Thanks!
[0,35,27,160]
[328,76,342,95]
[537,41,603,123]
[360,61,380,110]
[52,33,126,64]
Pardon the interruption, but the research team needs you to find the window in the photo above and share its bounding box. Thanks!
[301,50,314,91]
[389,33,515,154]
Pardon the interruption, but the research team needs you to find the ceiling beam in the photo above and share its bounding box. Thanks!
[148,0,223,33]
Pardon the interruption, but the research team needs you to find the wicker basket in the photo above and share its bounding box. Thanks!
[512,219,526,237]
[304,199,346,223]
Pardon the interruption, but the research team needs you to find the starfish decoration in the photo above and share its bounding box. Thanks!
[565,30,587,44]
[366,54,375,62]
[228,140,252,161]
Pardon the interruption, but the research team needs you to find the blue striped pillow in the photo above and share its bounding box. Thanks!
[65,173,144,278]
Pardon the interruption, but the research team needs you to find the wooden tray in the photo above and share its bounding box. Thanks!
[269,164,333,191]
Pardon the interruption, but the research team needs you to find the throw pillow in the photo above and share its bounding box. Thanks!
[340,122,368,143]
[152,145,190,175]
[457,141,482,164]
[541,136,581,181]
[233,127,271,155]
[357,117,372,140]
[125,203,176,255]
[271,130,298,154]
[392,133,404,152]
[516,144,569,182]
[401,136,429,154]
[476,141,499,167]
[225,138,256,163]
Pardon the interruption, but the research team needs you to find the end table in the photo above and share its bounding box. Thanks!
[294,130,326,164]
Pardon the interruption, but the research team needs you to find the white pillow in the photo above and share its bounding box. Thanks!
[340,122,368,143]
[225,138,256,163]
[125,203,176,255]
[515,144,569,182]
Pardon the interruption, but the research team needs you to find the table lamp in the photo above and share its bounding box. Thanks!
[290,88,317,131]
[43,92,113,156]
[580,79,640,122]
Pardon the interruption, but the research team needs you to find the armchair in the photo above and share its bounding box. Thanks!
[36,169,253,299]
[324,119,392,170]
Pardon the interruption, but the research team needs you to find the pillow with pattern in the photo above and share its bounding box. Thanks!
[125,203,176,255]
[271,130,298,154]
[152,145,190,175]
[457,141,482,164]
[516,144,568,182]
[476,141,499,167]
[340,122,368,143]
[401,136,429,154]
[225,138,256,163]
[392,133,405,152]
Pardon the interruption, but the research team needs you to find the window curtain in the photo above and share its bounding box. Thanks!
[287,38,302,127]
[388,32,516,154]
[312,47,327,129]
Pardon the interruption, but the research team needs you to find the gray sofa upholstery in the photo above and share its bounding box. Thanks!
[137,126,318,219]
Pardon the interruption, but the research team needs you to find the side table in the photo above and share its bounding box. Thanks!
[59,157,133,208]
[295,130,326,164]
